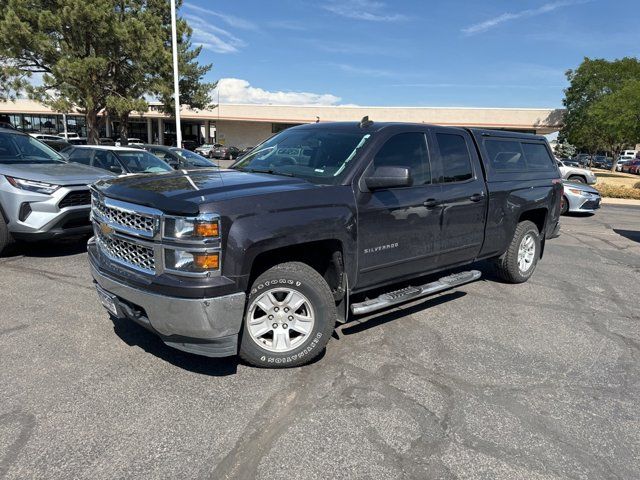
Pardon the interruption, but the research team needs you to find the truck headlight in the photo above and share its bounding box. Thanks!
[5,176,60,195]
[163,214,219,240]
[164,249,220,273]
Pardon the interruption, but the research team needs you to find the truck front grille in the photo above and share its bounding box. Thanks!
[92,197,156,236]
[95,227,155,273]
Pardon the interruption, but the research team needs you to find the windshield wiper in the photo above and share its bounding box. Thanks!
[241,167,295,177]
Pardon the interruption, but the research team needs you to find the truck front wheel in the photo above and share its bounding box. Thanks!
[239,261,336,368]
[493,220,541,283]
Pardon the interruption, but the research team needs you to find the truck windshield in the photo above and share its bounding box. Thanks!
[233,128,371,185]
[0,132,66,164]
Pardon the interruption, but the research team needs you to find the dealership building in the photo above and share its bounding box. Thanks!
[0,98,564,147]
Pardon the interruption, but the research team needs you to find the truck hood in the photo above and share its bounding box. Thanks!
[93,168,321,216]
[0,161,114,185]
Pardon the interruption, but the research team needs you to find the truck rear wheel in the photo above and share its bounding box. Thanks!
[493,220,541,284]
[239,261,336,368]
[0,213,12,256]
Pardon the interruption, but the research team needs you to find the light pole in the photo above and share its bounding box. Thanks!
[170,0,182,148]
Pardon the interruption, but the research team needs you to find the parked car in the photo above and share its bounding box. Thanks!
[592,155,612,169]
[211,144,240,160]
[236,146,254,160]
[139,144,218,169]
[41,138,72,152]
[0,127,113,254]
[620,159,640,174]
[115,138,143,147]
[99,138,116,146]
[62,146,173,175]
[181,139,200,151]
[88,121,562,368]
[615,157,635,171]
[574,153,591,166]
[194,143,220,157]
[67,137,87,145]
[560,181,601,215]
[556,160,597,184]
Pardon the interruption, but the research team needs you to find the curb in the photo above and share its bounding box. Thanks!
[601,197,640,206]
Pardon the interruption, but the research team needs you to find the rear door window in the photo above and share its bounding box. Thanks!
[435,133,473,183]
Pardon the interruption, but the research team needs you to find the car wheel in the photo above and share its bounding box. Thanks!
[560,195,569,215]
[568,175,585,183]
[239,261,336,368]
[492,220,541,284]
[0,212,13,256]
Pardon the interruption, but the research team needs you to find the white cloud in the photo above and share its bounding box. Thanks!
[333,63,395,78]
[184,14,245,54]
[215,78,341,105]
[322,0,407,22]
[183,3,257,30]
[462,1,589,35]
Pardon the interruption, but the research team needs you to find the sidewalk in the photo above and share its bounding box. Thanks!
[601,197,640,206]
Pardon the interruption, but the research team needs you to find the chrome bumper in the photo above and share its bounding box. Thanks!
[89,258,246,355]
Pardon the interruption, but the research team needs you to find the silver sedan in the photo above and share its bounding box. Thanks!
[560,181,601,215]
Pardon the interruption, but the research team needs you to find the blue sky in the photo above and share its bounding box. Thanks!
[183,0,640,108]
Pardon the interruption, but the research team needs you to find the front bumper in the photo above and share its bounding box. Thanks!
[0,180,92,238]
[89,250,246,357]
[568,195,601,213]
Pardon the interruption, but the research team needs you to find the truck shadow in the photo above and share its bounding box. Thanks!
[340,290,467,336]
[110,316,239,376]
[613,229,640,243]
[339,261,504,336]
[1,236,89,258]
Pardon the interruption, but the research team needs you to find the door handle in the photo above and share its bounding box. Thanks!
[423,199,439,208]
[469,193,484,202]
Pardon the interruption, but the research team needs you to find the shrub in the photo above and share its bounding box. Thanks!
[595,184,640,199]
[634,181,640,189]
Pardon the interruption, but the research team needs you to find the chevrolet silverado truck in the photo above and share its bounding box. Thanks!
[88,120,562,367]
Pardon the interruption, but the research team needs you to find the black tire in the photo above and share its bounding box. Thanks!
[239,262,336,368]
[560,195,569,215]
[0,213,12,256]
[493,220,541,284]
[568,175,585,184]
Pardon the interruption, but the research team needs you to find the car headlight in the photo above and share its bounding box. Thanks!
[164,249,220,274]
[568,188,586,195]
[5,176,60,195]
[163,214,219,240]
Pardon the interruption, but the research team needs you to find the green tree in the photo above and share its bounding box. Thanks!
[106,0,215,145]
[0,0,214,145]
[562,57,640,171]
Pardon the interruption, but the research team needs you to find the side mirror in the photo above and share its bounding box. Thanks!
[109,165,123,174]
[365,166,412,190]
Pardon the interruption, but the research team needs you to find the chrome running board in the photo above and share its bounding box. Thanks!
[350,270,481,315]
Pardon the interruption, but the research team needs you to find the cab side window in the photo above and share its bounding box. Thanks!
[373,132,431,185]
[436,133,473,183]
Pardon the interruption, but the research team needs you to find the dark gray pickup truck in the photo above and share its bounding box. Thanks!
[88,120,562,367]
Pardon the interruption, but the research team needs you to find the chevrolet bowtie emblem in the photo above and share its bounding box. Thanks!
[100,222,114,237]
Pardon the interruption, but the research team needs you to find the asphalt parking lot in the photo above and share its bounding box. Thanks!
[1,205,639,479]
